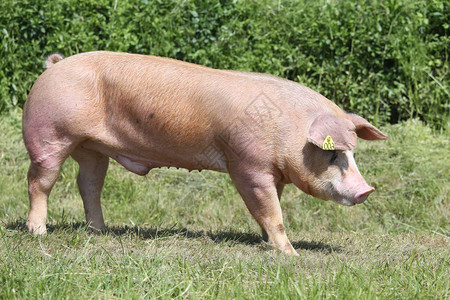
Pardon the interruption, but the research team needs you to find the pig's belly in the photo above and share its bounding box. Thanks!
[79,139,228,175]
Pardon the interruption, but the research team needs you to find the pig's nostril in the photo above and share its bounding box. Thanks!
[355,187,374,204]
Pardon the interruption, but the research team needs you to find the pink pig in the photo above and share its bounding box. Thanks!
[23,51,387,255]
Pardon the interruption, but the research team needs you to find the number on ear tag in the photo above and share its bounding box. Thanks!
[322,136,335,150]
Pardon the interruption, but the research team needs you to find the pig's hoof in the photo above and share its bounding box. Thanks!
[265,241,300,256]
[281,246,300,257]
[280,243,300,256]
[268,247,299,256]
[27,222,47,235]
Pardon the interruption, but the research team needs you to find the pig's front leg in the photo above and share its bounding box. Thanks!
[229,169,298,256]
[261,182,285,242]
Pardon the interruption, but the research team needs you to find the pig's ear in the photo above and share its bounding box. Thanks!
[347,114,388,140]
[307,114,357,150]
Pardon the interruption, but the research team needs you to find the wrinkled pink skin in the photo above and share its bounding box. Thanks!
[23,52,387,256]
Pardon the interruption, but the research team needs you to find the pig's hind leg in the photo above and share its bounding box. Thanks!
[71,146,109,232]
[27,163,62,234]
[229,170,298,256]
[25,138,75,234]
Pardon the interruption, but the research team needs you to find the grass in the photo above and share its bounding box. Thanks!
[0,108,448,299]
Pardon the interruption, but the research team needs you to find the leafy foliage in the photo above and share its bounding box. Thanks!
[0,0,448,128]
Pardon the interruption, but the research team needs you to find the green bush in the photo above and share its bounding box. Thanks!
[0,0,448,128]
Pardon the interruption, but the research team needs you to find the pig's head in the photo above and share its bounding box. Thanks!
[292,113,387,206]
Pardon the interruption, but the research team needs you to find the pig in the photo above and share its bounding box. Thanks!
[22,51,388,256]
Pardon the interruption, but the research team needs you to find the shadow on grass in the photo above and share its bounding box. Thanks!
[6,220,342,253]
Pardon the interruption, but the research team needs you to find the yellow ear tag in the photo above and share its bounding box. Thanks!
[322,136,335,150]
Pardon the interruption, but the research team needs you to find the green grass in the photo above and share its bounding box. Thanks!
[0,108,448,299]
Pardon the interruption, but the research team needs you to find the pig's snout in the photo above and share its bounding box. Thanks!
[330,151,376,206]
[333,183,374,206]
[353,186,375,204]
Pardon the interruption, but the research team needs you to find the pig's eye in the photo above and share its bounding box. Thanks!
[329,151,338,164]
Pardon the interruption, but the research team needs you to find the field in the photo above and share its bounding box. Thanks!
[0,0,448,298]
[0,107,448,298]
